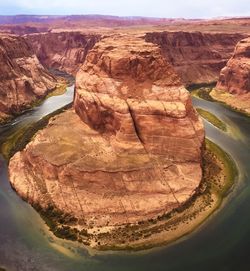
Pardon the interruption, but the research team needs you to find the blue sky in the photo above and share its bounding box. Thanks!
[0,0,250,18]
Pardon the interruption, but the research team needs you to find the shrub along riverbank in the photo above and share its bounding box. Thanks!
[196,108,227,132]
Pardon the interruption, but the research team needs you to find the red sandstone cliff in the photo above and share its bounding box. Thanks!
[23,30,245,87]
[9,35,204,231]
[25,32,101,75]
[211,37,250,114]
[145,31,245,86]
[0,34,57,122]
[216,37,250,94]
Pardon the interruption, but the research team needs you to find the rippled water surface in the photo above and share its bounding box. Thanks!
[0,89,250,271]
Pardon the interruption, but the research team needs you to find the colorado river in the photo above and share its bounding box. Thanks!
[0,86,250,271]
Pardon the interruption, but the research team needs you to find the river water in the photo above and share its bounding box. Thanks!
[0,86,250,271]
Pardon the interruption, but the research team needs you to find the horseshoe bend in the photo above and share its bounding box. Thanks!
[6,31,236,250]
[0,4,250,271]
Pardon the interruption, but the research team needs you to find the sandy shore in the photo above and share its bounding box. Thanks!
[86,139,237,250]
[210,89,250,117]
[26,137,236,251]
[4,98,237,251]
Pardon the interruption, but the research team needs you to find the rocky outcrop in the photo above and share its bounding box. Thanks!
[9,34,204,233]
[0,34,57,122]
[25,32,101,75]
[211,37,250,115]
[216,37,250,94]
[145,31,245,86]
[23,30,245,85]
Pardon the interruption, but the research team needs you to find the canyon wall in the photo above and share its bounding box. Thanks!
[211,37,250,114]
[216,37,250,94]
[9,34,204,230]
[25,32,101,75]
[23,30,245,86]
[0,34,57,122]
[145,31,245,86]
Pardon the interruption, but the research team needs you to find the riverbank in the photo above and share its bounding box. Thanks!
[0,103,72,161]
[2,86,238,251]
[0,69,74,126]
[0,82,68,127]
[196,108,227,132]
[210,89,250,117]
[191,87,250,118]
[92,139,237,250]
[11,130,236,251]
[0,81,248,270]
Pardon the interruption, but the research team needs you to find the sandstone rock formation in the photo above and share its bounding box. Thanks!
[25,32,101,75]
[22,30,245,87]
[145,31,245,86]
[211,37,250,114]
[9,35,204,231]
[216,37,250,94]
[0,34,57,122]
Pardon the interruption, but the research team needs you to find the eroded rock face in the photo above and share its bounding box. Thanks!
[211,37,250,114]
[25,32,101,75]
[216,37,250,94]
[145,31,245,86]
[9,35,204,230]
[0,34,57,121]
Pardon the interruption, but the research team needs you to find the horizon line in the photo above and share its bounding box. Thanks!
[0,14,250,20]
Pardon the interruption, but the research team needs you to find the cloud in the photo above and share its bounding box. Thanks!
[0,0,249,18]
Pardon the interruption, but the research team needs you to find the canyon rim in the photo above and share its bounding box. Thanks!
[0,7,249,271]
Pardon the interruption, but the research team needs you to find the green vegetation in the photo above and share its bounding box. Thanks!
[33,203,91,244]
[44,83,69,99]
[5,123,236,250]
[0,70,73,126]
[205,138,238,196]
[2,87,237,250]
[33,203,80,241]
[187,82,216,92]
[0,103,72,161]
[196,107,227,131]
[190,87,215,101]
[211,89,250,118]
[98,139,238,251]
[191,86,250,118]
[25,138,237,251]
[29,83,68,109]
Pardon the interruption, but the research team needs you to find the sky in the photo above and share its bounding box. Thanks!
[0,0,250,18]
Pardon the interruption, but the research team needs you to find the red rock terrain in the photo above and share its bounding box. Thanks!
[0,34,57,122]
[23,30,245,86]
[9,35,204,234]
[5,16,249,248]
[1,16,248,87]
[211,37,250,114]
[145,31,245,85]
[24,32,101,75]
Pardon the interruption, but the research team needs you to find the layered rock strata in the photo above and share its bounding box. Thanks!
[145,31,245,86]
[9,35,204,231]
[211,37,250,114]
[0,34,57,122]
[25,32,101,75]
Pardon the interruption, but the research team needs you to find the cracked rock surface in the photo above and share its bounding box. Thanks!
[9,34,204,228]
